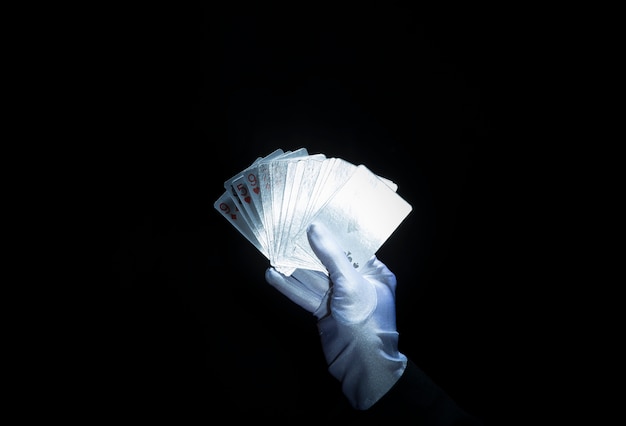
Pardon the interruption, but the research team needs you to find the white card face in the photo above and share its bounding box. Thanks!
[292,164,412,272]
[215,148,412,276]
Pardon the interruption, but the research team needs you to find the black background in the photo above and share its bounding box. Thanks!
[105,3,558,422]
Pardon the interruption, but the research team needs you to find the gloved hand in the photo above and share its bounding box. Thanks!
[265,222,408,410]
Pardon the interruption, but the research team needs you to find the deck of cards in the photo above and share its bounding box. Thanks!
[214,148,413,276]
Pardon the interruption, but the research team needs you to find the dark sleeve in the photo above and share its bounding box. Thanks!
[354,358,484,425]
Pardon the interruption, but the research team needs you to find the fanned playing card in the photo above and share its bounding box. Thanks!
[214,148,412,276]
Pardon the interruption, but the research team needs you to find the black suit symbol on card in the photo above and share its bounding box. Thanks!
[345,251,359,269]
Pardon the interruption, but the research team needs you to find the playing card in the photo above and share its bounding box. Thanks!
[257,148,310,260]
[214,191,268,257]
[290,164,412,273]
[274,156,327,273]
[214,148,412,276]
[224,156,270,252]
[229,149,286,252]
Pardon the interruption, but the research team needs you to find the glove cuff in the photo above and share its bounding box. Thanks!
[318,319,408,410]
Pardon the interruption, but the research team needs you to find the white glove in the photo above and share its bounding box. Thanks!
[265,222,408,410]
